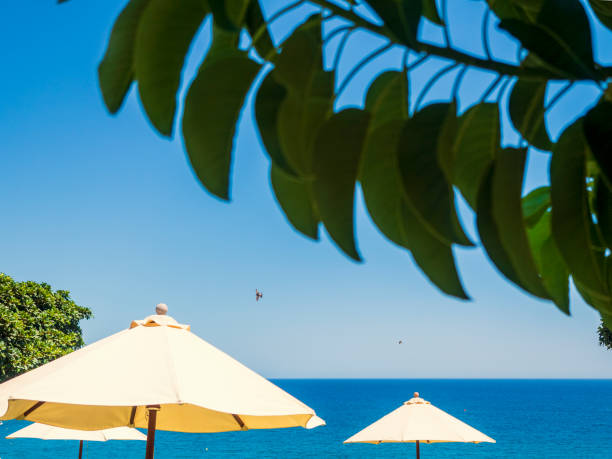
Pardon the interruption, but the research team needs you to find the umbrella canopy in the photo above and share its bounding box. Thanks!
[344,392,494,457]
[0,308,324,459]
[7,423,147,441]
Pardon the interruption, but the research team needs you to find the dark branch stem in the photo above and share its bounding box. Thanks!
[306,0,612,81]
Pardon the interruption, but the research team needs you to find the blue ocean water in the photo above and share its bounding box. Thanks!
[1,379,611,458]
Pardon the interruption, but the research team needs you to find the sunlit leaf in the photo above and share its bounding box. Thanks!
[398,103,473,247]
[509,79,552,151]
[270,166,319,240]
[551,120,610,301]
[182,46,260,199]
[526,213,570,313]
[522,186,550,228]
[98,0,151,113]
[135,0,209,136]
[584,100,612,189]
[313,109,370,261]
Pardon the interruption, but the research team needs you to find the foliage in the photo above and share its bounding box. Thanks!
[66,0,612,324]
[0,273,92,382]
[598,319,612,350]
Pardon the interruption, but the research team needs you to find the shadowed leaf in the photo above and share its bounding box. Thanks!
[509,79,552,151]
[589,0,612,32]
[365,71,408,131]
[595,179,612,248]
[274,16,333,176]
[182,48,260,199]
[489,148,550,298]
[551,120,610,303]
[584,101,612,189]
[422,0,443,25]
[399,202,469,299]
[398,103,473,247]
[209,0,250,30]
[271,166,319,239]
[255,73,296,175]
[245,0,275,58]
[452,103,500,209]
[135,0,209,136]
[313,109,370,261]
[365,0,422,49]
[98,0,151,113]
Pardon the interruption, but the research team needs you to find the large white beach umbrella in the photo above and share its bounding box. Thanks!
[0,306,324,458]
[344,392,495,458]
[7,423,146,459]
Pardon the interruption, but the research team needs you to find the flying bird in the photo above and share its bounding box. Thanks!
[255,289,263,301]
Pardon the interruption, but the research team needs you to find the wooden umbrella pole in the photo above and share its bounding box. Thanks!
[416,440,420,459]
[78,440,83,459]
[145,405,161,459]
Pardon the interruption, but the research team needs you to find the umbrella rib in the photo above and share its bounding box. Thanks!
[129,406,137,427]
[232,414,246,430]
[22,401,45,418]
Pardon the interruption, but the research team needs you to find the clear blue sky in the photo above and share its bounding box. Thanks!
[1,0,610,378]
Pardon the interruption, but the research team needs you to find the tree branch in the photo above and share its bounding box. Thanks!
[306,0,612,81]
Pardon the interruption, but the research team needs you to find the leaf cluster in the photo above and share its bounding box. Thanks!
[90,0,612,324]
[0,273,92,382]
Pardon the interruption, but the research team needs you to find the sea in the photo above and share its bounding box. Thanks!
[1,379,611,458]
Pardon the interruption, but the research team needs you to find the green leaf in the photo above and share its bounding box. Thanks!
[479,148,550,299]
[526,213,570,313]
[595,178,612,248]
[270,166,319,240]
[365,0,422,48]
[134,0,209,137]
[245,0,275,59]
[98,0,151,113]
[399,201,469,299]
[312,109,370,261]
[486,0,531,21]
[584,101,612,189]
[361,120,407,248]
[254,72,296,175]
[551,120,610,299]
[499,0,598,79]
[422,0,443,25]
[589,0,612,32]
[182,49,260,199]
[365,71,408,131]
[451,103,500,209]
[522,186,550,228]
[398,103,473,247]
[509,79,552,151]
[209,0,250,30]
[477,166,527,291]
[274,18,334,176]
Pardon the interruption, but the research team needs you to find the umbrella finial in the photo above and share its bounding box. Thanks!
[156,303,168,315]
[414,392,419,398]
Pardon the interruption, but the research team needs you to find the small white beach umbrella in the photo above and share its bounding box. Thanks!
[7,423,146,459]
[0,306,325,459]
[344,392,495,458]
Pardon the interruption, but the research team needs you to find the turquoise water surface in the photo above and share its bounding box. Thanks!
[1,379,611,458]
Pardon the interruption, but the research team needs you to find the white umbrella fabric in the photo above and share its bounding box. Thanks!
[344,392,495,458]
[0,306,324,458]
[7,423,146,458]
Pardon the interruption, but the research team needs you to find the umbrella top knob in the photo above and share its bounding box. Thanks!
[414,392,419,398]
[156,303,168,315]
